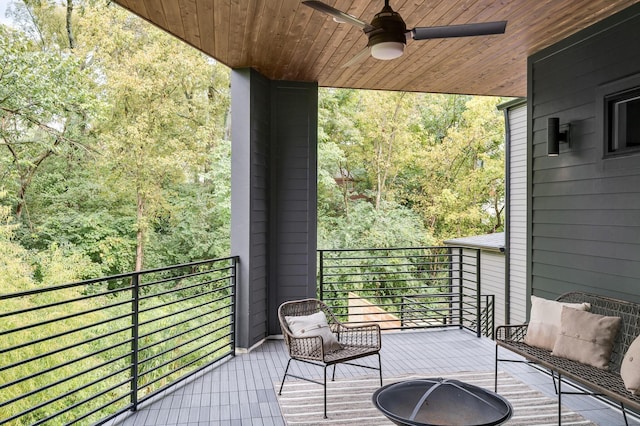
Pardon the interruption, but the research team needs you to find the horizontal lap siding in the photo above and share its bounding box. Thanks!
[231,69,270,348]
[269,82,318,335]
[250,77,270,344]
[231,71,318,347]
[529,4,640,303]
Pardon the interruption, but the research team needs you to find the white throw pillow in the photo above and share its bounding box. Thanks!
[285,311,341,353]
[551,306,621,369]
[524,295,590,351]
[621,334,640,394]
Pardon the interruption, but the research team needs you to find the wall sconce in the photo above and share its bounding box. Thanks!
[547,117,570,157]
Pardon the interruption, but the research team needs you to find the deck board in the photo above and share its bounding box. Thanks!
[107,329,637,425]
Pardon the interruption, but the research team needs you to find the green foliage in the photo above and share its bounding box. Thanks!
[1,5,236,420]
[1,1,232,278]
[317,88,506,247]
[318,200,433,250]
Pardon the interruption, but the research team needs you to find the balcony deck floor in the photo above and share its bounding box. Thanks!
[107,329,639,426]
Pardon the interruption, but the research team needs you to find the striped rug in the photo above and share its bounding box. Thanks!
[275,371,596,425]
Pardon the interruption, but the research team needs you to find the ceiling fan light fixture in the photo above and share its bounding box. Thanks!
[302,1,508,67]
[370,41,404,60]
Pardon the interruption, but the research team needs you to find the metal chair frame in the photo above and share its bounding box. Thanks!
[277,298,383,418]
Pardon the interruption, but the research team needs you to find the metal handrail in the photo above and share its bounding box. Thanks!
[0,256,237,426]
[318,247,494,338]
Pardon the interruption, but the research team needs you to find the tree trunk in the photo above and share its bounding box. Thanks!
[374,93,405,210]
[66,0,76,49]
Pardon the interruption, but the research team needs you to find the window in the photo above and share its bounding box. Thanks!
[605,87,640,156]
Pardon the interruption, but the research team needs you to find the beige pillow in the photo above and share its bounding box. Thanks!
[524,295,591,351]
[285,311,341,353]
[551,306,621,369]
[621,335,640,394]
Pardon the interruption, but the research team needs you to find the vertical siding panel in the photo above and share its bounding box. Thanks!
[508,104,528,323]
[481,252,507,327]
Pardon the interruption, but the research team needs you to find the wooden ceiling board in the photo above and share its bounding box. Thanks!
[176,0,200,48]
[272,1,317,80]
[159,0,186,41]
[287,0,365,79]
[248,1,274,67]
[139,0,169,32]
[225,1,245,65]
[303,1,373,81]
[195,0,215,54]
[111,0,640,97]
[213,1,230,64]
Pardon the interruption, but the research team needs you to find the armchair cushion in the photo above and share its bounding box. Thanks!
[285,311,341,353]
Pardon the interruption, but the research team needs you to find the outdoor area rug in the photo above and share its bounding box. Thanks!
[275,370,596,425]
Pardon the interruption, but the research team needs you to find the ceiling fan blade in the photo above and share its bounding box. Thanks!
[411,21,507,40]
[341,46,371,68]
[302,1,374,31]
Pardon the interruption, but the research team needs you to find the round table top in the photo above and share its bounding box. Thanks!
[372,377,513,426]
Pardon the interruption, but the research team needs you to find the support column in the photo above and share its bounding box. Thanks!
[231,69,318,350]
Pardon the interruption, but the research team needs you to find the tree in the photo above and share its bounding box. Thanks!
[405,96,505,239]
[318,88,506,247]
[317,89,433,249]
[2,1,232,279]
[0,24,96,223]
[77,4,230,271]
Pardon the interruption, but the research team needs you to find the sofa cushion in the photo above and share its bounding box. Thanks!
[285,311,341,353]
[621,334,640,394]
[524,295,590,351]
[551,306,621,369]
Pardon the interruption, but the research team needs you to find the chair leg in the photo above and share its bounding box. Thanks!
[377,353,383,386]
[278,358,292,396]
[494,344,498,392]
[332,364,337,381]
[557,372,562,426]
[323,365,328,419]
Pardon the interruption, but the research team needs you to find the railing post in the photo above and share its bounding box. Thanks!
[488,295,495,339]
[318,250,324,302]
[446,247,453,326]
[476,249,482,338]
[458,248,463,329]
[130,273,140,411]
[231,256,238,354]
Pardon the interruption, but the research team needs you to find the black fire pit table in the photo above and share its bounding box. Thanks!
[372,377,513,426]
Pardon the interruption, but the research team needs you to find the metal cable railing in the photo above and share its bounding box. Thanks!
[0,256,237,426]
[318,247,494,338]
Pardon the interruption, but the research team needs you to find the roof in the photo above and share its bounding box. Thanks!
[444,232,505,252]
[112,0,640,97]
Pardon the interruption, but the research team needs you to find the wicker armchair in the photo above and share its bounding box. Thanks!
[277,298,382,418]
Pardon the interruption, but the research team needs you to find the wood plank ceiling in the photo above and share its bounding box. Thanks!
[112,0,640,97]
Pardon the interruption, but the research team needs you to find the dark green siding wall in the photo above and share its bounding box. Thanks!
[268,82,318,335]
[528,4,640,302]
[231,69,271,349]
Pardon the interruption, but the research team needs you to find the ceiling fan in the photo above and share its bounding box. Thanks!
[302,0,507,65]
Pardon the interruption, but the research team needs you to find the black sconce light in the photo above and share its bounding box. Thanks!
[547,117,570,157]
